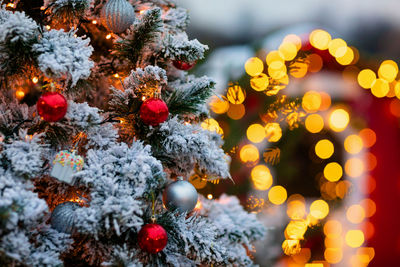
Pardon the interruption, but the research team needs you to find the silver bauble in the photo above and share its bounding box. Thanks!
[101,0,135,33]
[50,202,79,234]
[162,180,198,213]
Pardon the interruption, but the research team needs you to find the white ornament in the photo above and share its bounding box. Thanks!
[50,150,84,185]
[101,0,135,33]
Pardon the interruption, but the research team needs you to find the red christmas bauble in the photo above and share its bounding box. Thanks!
[173,60,196,70]
[140,98,169,126]
[37,92,68,122]
[138,223,168,254]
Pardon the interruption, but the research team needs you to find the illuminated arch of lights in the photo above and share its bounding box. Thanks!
[204,29,383,266]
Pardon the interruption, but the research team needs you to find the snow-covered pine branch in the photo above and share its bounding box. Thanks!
[0,8,39,76]
[33,29,94,87]
[166,75,215,115]
[151,117,231,180]
[161,32,208,62]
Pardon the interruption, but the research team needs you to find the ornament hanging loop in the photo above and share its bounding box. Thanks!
[151,191,156,223]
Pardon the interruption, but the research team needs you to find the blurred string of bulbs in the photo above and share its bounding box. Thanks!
[200,29,387,266]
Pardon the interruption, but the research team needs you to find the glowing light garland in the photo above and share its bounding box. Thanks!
[209,29,383,266]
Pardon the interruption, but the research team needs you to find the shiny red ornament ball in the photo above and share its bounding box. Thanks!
[37,92,68,122]
[139,98,169,126]
[138,223,168,254]
[172,60,196,70]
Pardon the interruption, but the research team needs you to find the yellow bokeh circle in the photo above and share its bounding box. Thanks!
[247,123,266,143]
[268,185,287,205]
[245,57,264,76]
[251,165,273,190]
[305,114,324,133]
[315,139,334,159]
[310,199,329,219]
[329,109,349,132]
[324,162,343,182]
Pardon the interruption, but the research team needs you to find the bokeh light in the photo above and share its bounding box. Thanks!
[319,92,331,111]
[305,114,324,133]
[239,144,259,164]
[346,204,366,224]
[324,162,343,182]
[345,158,364,178]
[329,109,349,132]
[266,50,285,65]
[360,198,376,218]
[285,220,308,239]
[268,185,287,205]
[345,230,365,248]
[365,152,377,171]
[324,248,343,264]
[265,123,282,142]
[344,135,363,154]
[309,29,331,50]
[279,42,297,61]
[250,73,269,91]
[247,124,266,143]
[302,91,322,113]
[227,104,245,120]
[307,54,323,73]
[287,200,306,219]
[371,78,389,98]
[201,118,223,135]
[310,199,329,219]
[209,95,229,114]
[328,38,348,58]
[268,61,287,80]
[315,139,334,159]
[283,34,302,51]
[292,248,311,264]
[357,69,376,89]
[359,128,376,148]
[378,60,398,82]
[336,47,354,66]
[245,57,264,76]
[357,247,375,263]
[290,61,308,78]
[325,235,343,248]
[363,221,375,240]
[251,165,273,190]
[227,84,246,104]
[324,220,342,237]
[282,239,301,256]
[336,180,351,199]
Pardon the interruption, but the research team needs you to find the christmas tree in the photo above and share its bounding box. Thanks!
[0,0,265,266]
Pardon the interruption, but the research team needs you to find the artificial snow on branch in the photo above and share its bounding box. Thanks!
[162,7,189,33]
[161,32,208,62]
[166,75,215,115]
[33,29,94,86]
[0,9,39,76]
[65,101,118,149]
[44,0,91,25]
[124,65,168,94]
[200,194,267,266]
[2,130,47,178]
[151,117,231,179]
[74,141,165,238]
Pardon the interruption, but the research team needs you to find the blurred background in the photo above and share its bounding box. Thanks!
[176,0,400,266]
